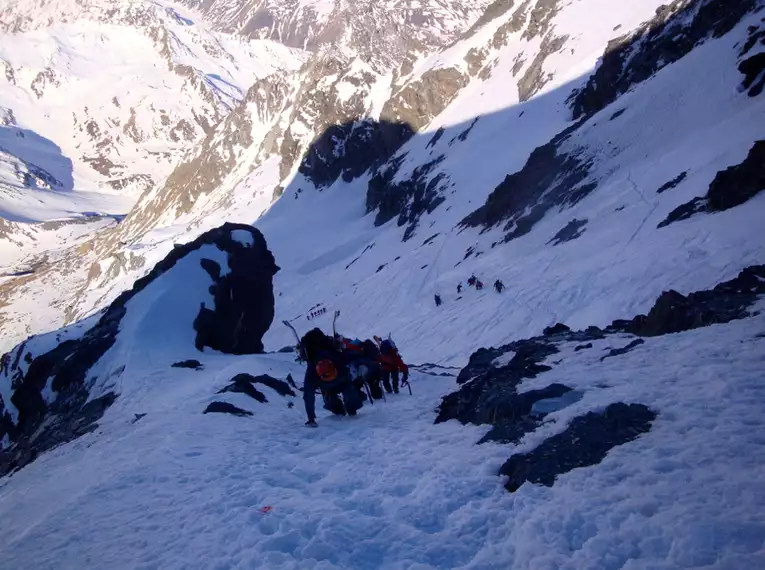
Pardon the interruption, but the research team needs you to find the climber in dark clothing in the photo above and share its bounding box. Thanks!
[494,279,504,293]
[300,328,361,427]
[435,294,442,307]
[378,339,409,394]
[457,283,463,294]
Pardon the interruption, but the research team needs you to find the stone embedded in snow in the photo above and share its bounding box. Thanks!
[171,359,204,370]
[600,338,645,361]
[203,401,252,417]
[499,402,657,492]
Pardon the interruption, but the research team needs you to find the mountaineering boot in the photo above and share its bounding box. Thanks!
[305,418,318,428]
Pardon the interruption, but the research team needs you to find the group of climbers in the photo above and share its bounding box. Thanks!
[307,307,327,320]
[299,329,410,427]
[437,274,505,306]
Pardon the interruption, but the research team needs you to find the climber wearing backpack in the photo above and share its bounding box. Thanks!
[299,328,361,427]
[378,339,409,394]
[334,335,384,400]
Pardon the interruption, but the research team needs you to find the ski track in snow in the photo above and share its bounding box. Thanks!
[1,311,765,569]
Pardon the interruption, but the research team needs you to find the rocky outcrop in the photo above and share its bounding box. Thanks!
[381,67,469,132]
[438,264,765,492]
[191,226,278,354]
[299,119,414,188]
[547,218,587,245]
[570,0,761,119]
[0,222,278,476]
[367,154,449,240]
[203,401,252,417]
[459,119,593,243]
[656,171,687,194]
[658,140,764,227]
[499,403,656,492]
[609,265,765,337]
[208,373,295,414]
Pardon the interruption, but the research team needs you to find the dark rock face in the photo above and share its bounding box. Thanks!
[658,141,765,228]
[656,171,687,194]
[500,403,656,492]
[0,311,123,476]
[610,265,765,336]
[298,119,414,188]
[570,0,761,119]
[600,338,645,361]
[738,52,765,96]
[459,120,595,243]
[437,338,561,444]
[172,359,203,370]
[0,222,277,476]
[738,21,765,97]
[367,154,448,240]
[192,224,279,354]
[547,218,587,245]
[543,323,571,336]
[203,402,253,417]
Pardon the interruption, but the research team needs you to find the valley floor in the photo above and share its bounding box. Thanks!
[1,308,764,569]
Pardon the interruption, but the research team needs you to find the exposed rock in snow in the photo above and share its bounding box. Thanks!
[547,217,587,245]
[658,140,765,227]
[570,0,762,119]
[610,265,765,336]
[499,402,657,492]
[203,401,253,416]
[193,224,279,354]
[0,222,277,474]
[438,265,765,491]
[171,359,204,370]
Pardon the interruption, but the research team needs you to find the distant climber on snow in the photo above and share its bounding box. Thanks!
[378,338,408,394]
[299,328,361,427]
[434,294,442,307]
[494,279,504,293]
[467,275,476,287]
[457,283,462,294]
[475,280,484,290]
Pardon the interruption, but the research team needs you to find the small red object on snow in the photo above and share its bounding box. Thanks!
[261,506,273,514]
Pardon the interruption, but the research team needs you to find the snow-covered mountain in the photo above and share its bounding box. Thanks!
[0,0,305,270]
[1,0,765,566]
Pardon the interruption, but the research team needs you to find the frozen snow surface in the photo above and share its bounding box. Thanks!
[1,0,765,568]
[0,313,764,569]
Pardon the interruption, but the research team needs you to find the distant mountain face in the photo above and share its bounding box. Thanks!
[0,0,764,359]
[0,0,305,215]
[177,0,492,53]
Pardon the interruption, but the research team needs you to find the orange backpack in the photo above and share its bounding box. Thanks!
[316,359,339,382]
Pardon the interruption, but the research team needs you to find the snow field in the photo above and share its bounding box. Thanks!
[1,310,764,569]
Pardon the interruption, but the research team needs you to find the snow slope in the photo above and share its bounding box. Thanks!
[0,310,763,569]
[0,1,764,567]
